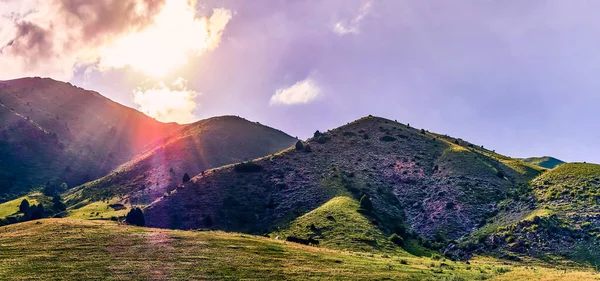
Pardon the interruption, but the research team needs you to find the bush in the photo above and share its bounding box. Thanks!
[52,195,66,211]
[234,161,262,173]
[359,194,373,211]
[295,140,304,150]
[182,173,191,183]
[316,136,331,144]
[30,204,45,220]
[496,170,505,179]
[343,132,356,137]
[19,199,30,213]
[314,130,323,138]
[379,136,396,142]
[304,144,312,152]
[125,208,145,226]
[421,129,426,134]
[204,215,213,227]
[389,233,404,246]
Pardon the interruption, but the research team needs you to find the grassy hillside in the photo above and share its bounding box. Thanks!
[0,192,49,218]
[523,157,565,169]
[273,196,401,253]
[144,116,541,253]
[456,163,600,265]
[65,116,297,209]
[0,219,597,280]
[0,77,180,201]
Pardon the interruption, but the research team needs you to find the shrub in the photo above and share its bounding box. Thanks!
[19,199,30,213]
[234,161,262,173]
[30,204,45,220]
[359,194,373,211]
[52,195,66,211]
[399,259,408,265]
[314,130,323,138]
[496,170,505,179]
[182,173,191,183]
[125,208,145,226]
[343,132,356,137]
[421,129,426,134]
[316,136,331,144]
[204,215,213,227]
[431,253,442,260]
[389,233,404,246]
[379,136,396,142]
[295,140,304,150]
[304,144,312,152]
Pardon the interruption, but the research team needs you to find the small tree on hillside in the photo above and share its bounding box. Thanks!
[125,208,145,226]
[359,194,373,211]
[182,173,191,183]
[314,130,323,138]
[52,194,66,211]
[304,144,312,153]
[30,203,45,220]
[295,140,304,150]
[19,199,30,213]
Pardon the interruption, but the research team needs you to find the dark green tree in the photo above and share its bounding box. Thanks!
[359,194,373,211]
[52,194,67,211]
[295,140,304,150]
[182,173,191,183]
[19,199,30,213]
[304,144,312,152]
[125,208,145,226]
[30,204,45,220]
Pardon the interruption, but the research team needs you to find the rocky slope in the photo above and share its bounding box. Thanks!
[144,116,541,251]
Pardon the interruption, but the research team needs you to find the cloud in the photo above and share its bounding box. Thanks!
[133,77,198,123]
[270,78,322,105]
[332,0,373,35]
[0,0,232,80]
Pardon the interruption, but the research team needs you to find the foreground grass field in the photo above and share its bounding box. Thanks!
[0,219,599,280]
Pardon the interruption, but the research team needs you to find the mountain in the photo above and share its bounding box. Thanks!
[65,116,297,211]
[522,156,565,169]
[0,77,181,201]
[143,116,542,252]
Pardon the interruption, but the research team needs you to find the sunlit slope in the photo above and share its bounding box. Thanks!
[0,219,596,281]
[0,77,180,202]
[145,116,541,249]
[66,116,297,207]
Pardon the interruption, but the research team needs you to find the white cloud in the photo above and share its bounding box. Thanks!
[0,0,232,80]
[333,0,373,35]
[270,78,322,105]
[133,77,198,123]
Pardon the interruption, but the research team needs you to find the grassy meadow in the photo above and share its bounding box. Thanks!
[0,219,598,280]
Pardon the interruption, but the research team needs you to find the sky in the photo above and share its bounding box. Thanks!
[1,0,600,163]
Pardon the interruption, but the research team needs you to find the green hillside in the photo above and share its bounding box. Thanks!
[523,157,565,169]
[456,163,600,266]
[0,219,596,280]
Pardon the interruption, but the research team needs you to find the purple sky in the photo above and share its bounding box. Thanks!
[3,1,600,163]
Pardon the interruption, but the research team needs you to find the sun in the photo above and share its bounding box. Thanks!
[98,0,231,77]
